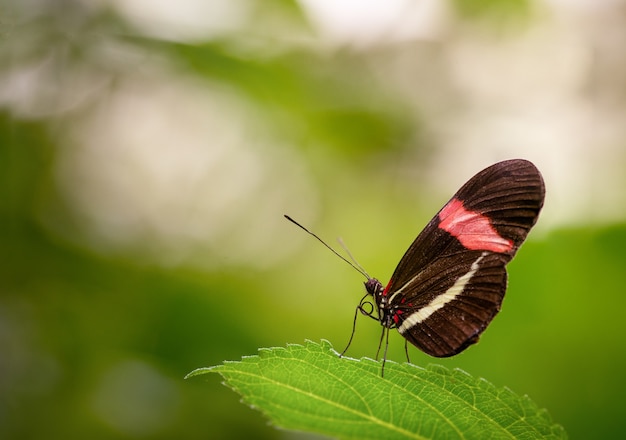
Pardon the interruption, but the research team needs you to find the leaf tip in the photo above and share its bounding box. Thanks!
[184,366,218,379]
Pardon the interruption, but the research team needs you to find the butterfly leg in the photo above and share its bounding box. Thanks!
[404,339,411,364]
[340,293,371,357]
[375,327,390,377]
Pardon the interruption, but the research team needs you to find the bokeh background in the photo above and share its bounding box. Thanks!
[2,0,625,439]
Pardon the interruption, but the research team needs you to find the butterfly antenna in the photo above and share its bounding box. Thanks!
[337,237,371,280]
[284,215,370,280]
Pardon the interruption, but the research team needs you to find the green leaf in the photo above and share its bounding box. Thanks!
[187,340,566,440]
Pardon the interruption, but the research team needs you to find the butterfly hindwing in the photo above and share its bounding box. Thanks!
[393,250,508,357]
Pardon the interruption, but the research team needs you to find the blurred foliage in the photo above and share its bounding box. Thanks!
[1,1,625,440]
[451,0,532,22]
[151,39,415,157]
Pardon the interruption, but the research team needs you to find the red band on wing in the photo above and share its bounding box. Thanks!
[382,279,393,296]
[438,198,513,253]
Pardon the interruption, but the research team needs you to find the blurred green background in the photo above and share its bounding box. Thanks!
[1,1,625,439]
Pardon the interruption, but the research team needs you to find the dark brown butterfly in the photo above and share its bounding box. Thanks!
[287,159,545,375]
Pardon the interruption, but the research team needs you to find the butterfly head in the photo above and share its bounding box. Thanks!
[364,278,383,298]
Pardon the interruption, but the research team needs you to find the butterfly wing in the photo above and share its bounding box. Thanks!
[383,159,545,357]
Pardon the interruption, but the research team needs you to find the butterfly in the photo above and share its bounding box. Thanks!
[287,159,545,375]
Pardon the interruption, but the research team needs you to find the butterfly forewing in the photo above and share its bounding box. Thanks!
[380,159,545,358]
[451,159,545,250]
